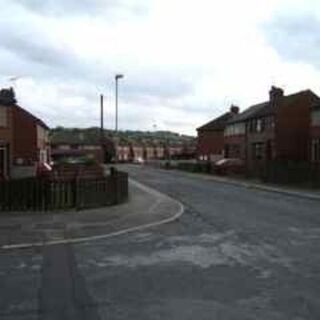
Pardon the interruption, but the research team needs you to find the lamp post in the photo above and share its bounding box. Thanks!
[115,74,124,132]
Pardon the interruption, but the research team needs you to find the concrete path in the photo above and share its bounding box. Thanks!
[0,179,183,249]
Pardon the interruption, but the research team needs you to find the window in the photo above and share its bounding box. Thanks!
[0,106,7,127]
[250,118,267,133]
[311,139,320,162]
[311,110,320,126]
[252,142,264,160]
[225,123,245,136]
[256,119,262,132]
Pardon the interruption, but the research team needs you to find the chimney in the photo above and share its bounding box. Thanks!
[0,87,17,105]
[230,105,239,114]
[269,86,284,106]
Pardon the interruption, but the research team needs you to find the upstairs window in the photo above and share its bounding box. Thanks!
[249,118,267,133]
[311,110,320,126]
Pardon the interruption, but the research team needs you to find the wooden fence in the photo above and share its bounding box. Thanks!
[262,161,320,188]
[0,171,128,212]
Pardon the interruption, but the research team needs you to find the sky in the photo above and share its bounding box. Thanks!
[1,0,320,135]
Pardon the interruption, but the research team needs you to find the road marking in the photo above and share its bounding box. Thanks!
[1,179,184,250]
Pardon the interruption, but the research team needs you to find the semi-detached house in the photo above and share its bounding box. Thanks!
[197,105,240,161]
[224,86,320,175]
[0,88,50,179]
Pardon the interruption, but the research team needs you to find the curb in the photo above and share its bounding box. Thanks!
[1,179,184,250]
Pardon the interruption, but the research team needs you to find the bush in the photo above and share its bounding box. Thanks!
[177,162,211,174]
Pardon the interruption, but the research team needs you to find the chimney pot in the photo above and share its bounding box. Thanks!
[269,86,284,106]
[230,105,239,114]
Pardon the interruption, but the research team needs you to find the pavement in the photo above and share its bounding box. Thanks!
[180,170,320,201]
[147,162,320,201]
[0,179,183,249]
[1,165,320,319]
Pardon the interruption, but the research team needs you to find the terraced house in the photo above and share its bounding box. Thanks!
[224,86,320,175]
[0,88,50,179]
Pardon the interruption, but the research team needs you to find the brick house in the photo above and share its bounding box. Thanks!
[130,144,144,161]
[197,105,239,161]
[155,145,165,159]
[143,144,156,160]
[0,88,50,179]
[116,144,131,162]
[224,86,320,175]
[310,103,320,163]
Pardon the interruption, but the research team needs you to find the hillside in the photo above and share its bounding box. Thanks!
[50,127,196,146]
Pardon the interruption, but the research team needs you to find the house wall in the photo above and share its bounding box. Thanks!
[155,146,165,159]
[12,107,37,165]
[197,130,224,160]
[144,147,155,160]
[37,124,50,163]
[132,146,144,160]
[310,109,320,163]
[246,118,275,175]
[0,105,13,178]
[117,145,130,161]
[275,93,315,161]
[223,135,246,160]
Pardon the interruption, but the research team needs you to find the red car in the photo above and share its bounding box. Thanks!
[36,162,52,178]
[213,158,245,175]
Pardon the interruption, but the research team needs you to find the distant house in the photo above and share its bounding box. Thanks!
[50,128,115,164]
[197,105,239,161]
[225,86,320,175]
[0,88,50,179]
[311,103,320,163]
[116,144,131,162]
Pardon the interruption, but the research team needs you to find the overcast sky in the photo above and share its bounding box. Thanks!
[1,0,320,135]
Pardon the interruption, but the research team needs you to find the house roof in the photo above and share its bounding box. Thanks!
[0,88,49,129]
[16,105,49,130]
[197,112,236,131]
[228,89,320,124]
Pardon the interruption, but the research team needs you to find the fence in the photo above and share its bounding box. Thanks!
[0,171,128,212]
[263,161,320,188]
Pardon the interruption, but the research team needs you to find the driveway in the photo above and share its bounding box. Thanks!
[1,164,320,319]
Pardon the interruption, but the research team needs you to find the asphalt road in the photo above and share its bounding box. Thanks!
[1,164,320,319]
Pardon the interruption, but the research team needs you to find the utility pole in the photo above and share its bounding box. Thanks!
[115,74,124,132]
[100,94,105,164]
[100,94,104,143]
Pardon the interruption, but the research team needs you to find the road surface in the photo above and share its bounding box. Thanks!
[1,164,320,319]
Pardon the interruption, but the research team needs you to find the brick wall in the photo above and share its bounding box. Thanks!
[197,130,224,159]
[275,93,315,161]
[12,107,37,164]
[224,135,246,159]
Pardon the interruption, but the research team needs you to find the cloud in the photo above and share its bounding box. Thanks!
[13,0,149,17]
[263,12,320,69]
[2,0,320,135]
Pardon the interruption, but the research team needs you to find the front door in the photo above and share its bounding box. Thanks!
[0,146,8,178]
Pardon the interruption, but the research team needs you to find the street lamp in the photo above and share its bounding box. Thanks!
[115,74,124,132]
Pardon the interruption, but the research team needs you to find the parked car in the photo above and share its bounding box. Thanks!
[36,162,52,178]
[213,158,245,175]
[133,157,144,164]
